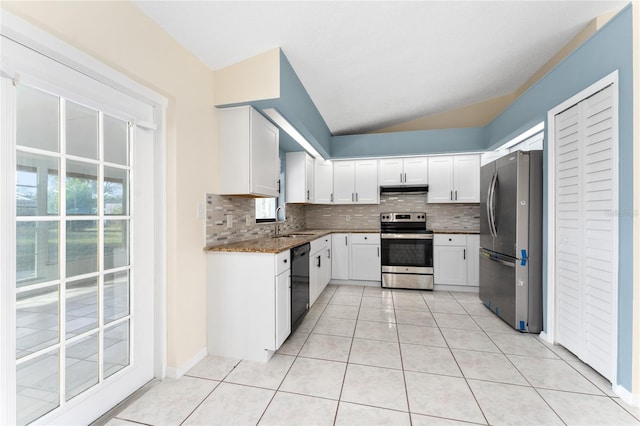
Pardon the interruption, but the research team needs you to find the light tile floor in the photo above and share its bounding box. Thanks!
[104,285,640,426]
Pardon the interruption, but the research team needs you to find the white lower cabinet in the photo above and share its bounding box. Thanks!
[275,266,291,349]
[466,234,479,286]
[331,233,350,280]
[349,234,381,281]
[207,250,291,362]
[310,236,331,305]
[434,234,479,289]
[331,233,381,282]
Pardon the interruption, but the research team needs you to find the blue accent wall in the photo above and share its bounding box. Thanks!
[245,52,332,159]
[217,50,332,159]
[484,5,633,390]
[331,127,486,158]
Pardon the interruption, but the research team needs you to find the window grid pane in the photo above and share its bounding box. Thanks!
[14,85,133,424]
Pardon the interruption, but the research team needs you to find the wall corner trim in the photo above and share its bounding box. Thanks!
[613,384,640,408]
[165,347,207,379]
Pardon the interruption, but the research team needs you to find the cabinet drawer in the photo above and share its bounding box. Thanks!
[350,233,380,244]
[310,236,330,254]
[434,234,466,246]
[276,250,290,275]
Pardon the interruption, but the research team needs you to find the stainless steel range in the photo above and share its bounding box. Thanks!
[380,212,434,290]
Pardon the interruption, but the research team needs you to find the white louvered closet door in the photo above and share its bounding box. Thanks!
[554,84,617,382]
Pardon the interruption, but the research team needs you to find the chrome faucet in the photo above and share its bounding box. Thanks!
[274,205,286,237]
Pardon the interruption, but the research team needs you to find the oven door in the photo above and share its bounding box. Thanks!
[381,234,433,289]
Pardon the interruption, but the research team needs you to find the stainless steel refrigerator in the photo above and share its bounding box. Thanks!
[479,150,542,333]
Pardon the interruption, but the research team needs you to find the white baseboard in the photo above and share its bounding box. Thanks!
[614,384,640,407]
[165,347,207,379]
[538,331,553,344]
[433,284,479,293]
[329,279,381,287]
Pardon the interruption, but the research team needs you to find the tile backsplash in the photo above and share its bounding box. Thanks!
[305,194,480,231]
[206,193,479,247]
[205,194,306,246]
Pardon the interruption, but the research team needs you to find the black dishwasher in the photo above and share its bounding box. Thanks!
[290,243,310,332]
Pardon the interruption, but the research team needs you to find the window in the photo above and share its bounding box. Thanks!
[255,197,276,223]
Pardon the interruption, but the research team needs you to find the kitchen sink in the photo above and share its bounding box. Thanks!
[272,233,316,238]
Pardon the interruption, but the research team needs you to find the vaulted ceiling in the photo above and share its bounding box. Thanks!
[134,1,627,135]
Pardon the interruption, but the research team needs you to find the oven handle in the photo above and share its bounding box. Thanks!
[381,233,433,240]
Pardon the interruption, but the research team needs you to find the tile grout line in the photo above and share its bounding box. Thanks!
[395,289,414,426]
[437,291,490,425]
[256,286,333,426]
[177,357,244,425]
[476,314,569,425]
[255,285,335,426]
[331,285,363,425]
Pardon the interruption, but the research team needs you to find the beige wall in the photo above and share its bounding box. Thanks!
[2,1,217,369]
[375,93,516,132]
[213,47,280,106]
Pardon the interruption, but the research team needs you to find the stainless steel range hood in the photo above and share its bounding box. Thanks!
[380,184,429,195]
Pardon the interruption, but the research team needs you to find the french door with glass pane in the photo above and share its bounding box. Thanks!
[2,33,157,425]
[14,83,134,425]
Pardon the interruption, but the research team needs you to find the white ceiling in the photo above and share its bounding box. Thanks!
[134,1,627,135]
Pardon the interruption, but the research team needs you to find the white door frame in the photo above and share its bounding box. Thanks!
[0,10,168,424]
[544,70,619,386]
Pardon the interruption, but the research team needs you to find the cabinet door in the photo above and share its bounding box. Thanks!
[275,270,291,349]
[250,108,279,196]
[314,159,333,204]
[354,160,379,204]
[309,250,322,306]
[333,161,355,204]
[466,235,480,287]
[321,246,332,290]
[434,245,467,285]
[403,157,429,185]
[350,243,381,281]
[285,152,310,203]
[427,156,454,203]
[331,234,350,279]
[217,106,251,195]
[453,155,480,202]
[305,154,314,202]
[378,158,404,186]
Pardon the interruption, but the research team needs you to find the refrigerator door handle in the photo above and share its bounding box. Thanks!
[481,249,516,268]
[487,171,498,237]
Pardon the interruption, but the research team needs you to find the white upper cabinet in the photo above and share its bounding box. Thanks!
[285,151,314,203]
[378,158,404,186]
[427,156,455,202]
[333,161,356,204]
[379,157,428,186]
[453,155,480,202]
[354,160,379,203]
[333,160,379,204]
[403,157,429,185]
[427,155,479,203]
[217,105,279,197]
[314,159,333,204]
